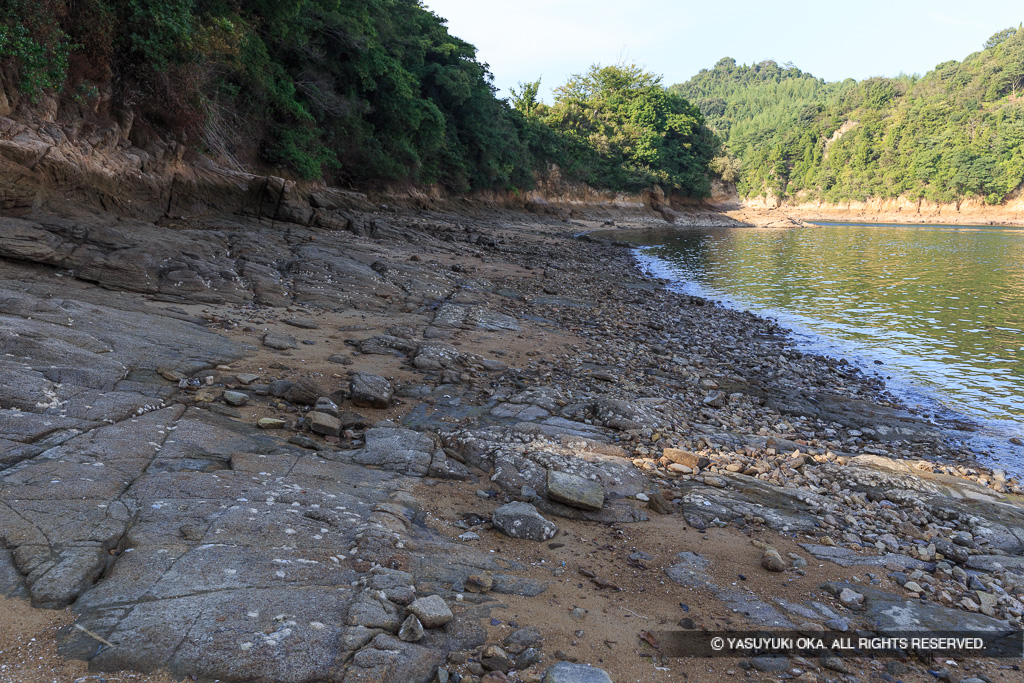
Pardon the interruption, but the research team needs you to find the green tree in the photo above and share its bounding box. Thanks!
[509,78,541,116]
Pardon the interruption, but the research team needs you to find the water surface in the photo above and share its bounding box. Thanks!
[606,222,1024,467]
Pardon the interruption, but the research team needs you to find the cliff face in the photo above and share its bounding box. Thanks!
[0,88,734,228]
[740,188,1024,225]
[707,177,1024,225]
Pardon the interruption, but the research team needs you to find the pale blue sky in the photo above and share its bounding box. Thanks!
[422,1,1023,100]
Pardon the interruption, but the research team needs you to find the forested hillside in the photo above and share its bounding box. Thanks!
[673,27,1024,206]
[0,0,716,196]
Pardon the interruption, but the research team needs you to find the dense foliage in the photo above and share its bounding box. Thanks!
[539,64,717,195]
[0,0,716,196]
[673,28,1024,205]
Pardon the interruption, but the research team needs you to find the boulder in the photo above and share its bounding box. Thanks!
[493,502,558,542]
[546,470,604,511]
[222,390,248,406]
[350,372,394,408]
[307,411,342,436]
[406,595,452,628]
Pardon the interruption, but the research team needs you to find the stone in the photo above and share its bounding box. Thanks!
[546,470,604,511]
[749,655,790,673]
[761,549,787,573]
[800,544,934,571]
[504,627,543,650]
[663,448,710,470]
[314,396,340,416]
[263,333,298,350]
[932,537,969,565]
[222,390,248,406]
[543,662,613,683]
[481,644,512,672]
[257,417,287,429]
[354,427,436,477]
[338,410,371,429]
[348,591,402,631]
[288,434,319,449]
[235,373,260,385]
[839,588,864,607]
[268,379,294,397]
[158,366,186,381]
[664,551,712,588]
[308,411,342,436]
[283,377,324,405]
[466,572,493,593]
[283,317,319,329]
[398,615,424,642]
[824,582,1013,636]
[350,372,394,408]
[820,651,850,674]
[493,502,558,541]
[406,595,453,628]
[646,490,673,515]
[702,390,727,408]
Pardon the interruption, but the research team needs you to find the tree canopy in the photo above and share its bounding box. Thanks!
[672,27,1024,205]
[0,1,717,197]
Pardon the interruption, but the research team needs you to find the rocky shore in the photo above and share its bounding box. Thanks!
[1,184,1023,683]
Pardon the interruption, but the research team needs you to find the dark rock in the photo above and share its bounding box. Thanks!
[308,411,342,436]
[283,318,319,329]
[268,379,293,397]
[283,377,325,405]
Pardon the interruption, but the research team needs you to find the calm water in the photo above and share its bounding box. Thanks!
[606,222,1024,466]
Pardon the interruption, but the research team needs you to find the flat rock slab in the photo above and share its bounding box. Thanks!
[665,552,795,627]
[822,582,1015,635]
[431,303,520,332]
[263,332,297,350]
[544,661,614,683]
[966,555,1024,573]
[283,318,319,329]
[800,544,935,571]
[676,476,822,533]
[546,470,604,511]
[0,264,522,682]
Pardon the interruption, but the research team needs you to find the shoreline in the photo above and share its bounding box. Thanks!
[1,203,1023,682]
[592,217,1024,476]
[715,203,1024,228]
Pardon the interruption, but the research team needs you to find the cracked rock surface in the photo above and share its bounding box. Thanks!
[0,181,1022,683]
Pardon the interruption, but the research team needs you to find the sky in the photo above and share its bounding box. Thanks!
[422,0,1023,101]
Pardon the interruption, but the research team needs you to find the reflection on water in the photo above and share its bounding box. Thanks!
[606,222,1024,444]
